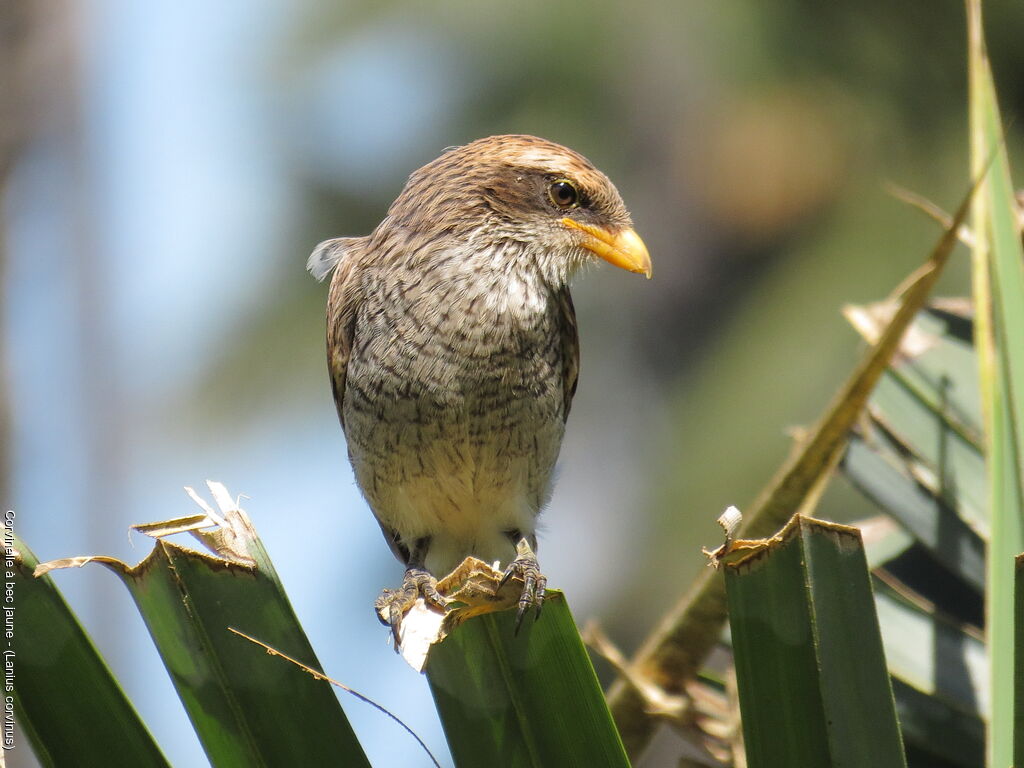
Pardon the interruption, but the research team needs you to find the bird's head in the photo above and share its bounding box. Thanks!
[390,135,651,283]
[308,135,651,285]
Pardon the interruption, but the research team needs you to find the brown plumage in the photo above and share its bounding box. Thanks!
[309,135,650,638]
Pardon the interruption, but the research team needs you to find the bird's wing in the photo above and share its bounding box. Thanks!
[323,240,366,432]
[556,286,580,422]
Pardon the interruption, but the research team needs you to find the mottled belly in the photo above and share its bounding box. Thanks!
[344,349,565,570]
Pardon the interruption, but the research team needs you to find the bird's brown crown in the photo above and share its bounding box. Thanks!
[384,134,633,238]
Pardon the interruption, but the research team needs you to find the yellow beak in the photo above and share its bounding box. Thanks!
[562,218,652,278]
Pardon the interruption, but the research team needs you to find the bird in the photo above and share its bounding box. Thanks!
[308,134,651,641]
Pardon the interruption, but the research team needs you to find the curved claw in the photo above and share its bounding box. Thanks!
[375,567,447,649]
[501,541,548,633]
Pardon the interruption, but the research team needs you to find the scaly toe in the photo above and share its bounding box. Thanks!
[501,551,547,633]
[375,567,447,649]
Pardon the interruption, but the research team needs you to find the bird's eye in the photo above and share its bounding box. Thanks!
[548,179,580,209]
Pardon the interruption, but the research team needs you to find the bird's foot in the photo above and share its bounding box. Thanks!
[500,538,547,633]
[375,567,447,649]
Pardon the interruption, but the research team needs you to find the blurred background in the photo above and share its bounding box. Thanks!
[4,0,1023,765]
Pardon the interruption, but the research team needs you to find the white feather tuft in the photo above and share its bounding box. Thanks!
[307,237,357,282]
